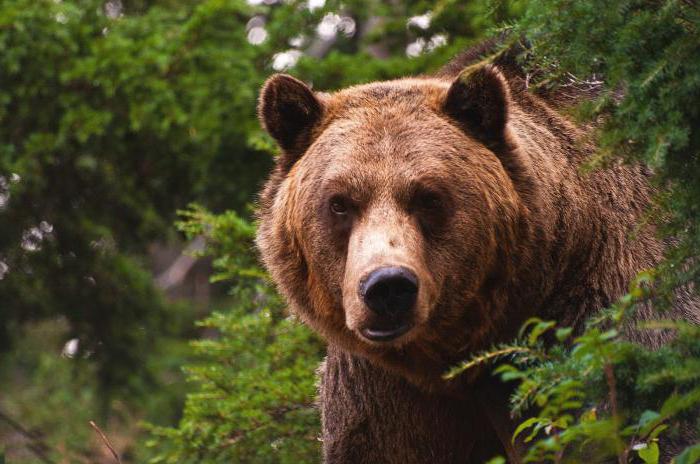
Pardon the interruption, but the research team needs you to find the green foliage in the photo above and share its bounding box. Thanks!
[0,317,190,463]
[0,320,101,462]
[145,206,324,463]
[514,0,700,293]
[0,0,273,400]
[176,205,261,282]
[448,276,700,462]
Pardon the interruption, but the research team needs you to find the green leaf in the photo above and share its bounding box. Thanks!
[648,424,668,441]
[494,364,525,382]
[673,444,700,464]
[638,410,661,435]
[638,442,660,464]
[519,317,544,338]
[555,327,573,342]
[512,417,543,443]
[528,320,556,346]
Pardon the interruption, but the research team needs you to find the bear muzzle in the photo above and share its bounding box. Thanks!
[357,266,418,342]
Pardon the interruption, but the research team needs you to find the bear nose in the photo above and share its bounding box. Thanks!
[360,266,419,318]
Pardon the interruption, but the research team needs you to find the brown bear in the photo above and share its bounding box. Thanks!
[255,45,699,463]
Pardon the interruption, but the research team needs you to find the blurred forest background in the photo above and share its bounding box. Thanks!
[0,0,698,463]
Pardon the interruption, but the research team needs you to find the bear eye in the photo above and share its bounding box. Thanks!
[411,189,443,212]
[409,187,450,239]
[329,196,350,216]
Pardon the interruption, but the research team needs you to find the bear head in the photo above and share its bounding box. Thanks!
[256,66,540,389]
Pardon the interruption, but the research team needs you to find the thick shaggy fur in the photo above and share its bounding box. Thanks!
[255,46,699,463]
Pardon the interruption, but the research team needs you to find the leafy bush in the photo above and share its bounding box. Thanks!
[0,0,274,400]
[447,275,700,463]
[145,206,324,463]
[515,0,700,290]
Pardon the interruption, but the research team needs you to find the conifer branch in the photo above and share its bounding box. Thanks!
[443,345,533,380]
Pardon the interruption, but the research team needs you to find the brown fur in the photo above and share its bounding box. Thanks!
[255,46,699,462]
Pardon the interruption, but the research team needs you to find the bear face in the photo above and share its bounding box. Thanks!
[257,68,535,389]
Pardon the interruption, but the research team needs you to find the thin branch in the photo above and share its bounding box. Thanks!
[443,346,533,379]
[89,421,122,464]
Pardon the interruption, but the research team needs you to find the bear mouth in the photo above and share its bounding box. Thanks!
[360,323,412,342]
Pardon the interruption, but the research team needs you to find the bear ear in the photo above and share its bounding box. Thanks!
[442,65,510,148]
[258,74,324,168]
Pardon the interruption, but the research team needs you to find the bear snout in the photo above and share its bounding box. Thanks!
[357,266,418,342]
